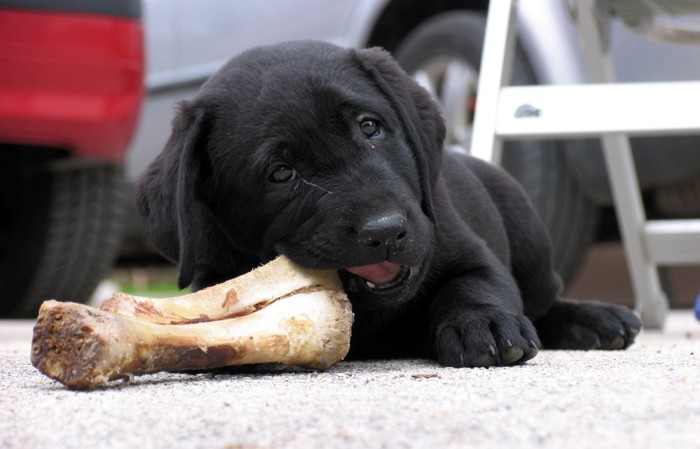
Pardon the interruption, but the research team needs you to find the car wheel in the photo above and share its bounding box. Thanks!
[394,11,599,285]
[0,148,126,317]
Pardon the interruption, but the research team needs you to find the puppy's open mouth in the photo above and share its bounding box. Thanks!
[342,261,412,292]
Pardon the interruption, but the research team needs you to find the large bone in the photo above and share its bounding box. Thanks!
[30,256,353,390]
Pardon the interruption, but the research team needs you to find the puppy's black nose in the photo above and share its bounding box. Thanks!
[357,213,407,248]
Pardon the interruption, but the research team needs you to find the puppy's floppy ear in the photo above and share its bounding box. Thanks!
[353,47,445,222]
[136,101,212,289]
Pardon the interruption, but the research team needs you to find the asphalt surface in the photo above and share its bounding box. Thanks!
[2,311,699,449]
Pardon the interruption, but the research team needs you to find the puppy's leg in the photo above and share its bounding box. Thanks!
[479,160,642,350]
[429,254,541,367]
[534,299,641,350]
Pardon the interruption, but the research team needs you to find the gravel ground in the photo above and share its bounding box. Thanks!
[1,311,699,449]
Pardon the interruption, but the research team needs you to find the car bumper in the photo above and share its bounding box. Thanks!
[0,7,144,162]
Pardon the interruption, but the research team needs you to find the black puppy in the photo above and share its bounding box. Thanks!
[137,41,641,367]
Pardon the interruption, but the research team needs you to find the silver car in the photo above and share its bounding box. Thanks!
[125,0,700,283]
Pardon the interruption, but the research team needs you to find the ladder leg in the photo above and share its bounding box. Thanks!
[470,0,519,165]
[576,0,668,327]
[602,135,669,328]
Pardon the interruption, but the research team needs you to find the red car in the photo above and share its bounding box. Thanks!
[0,0,144,316]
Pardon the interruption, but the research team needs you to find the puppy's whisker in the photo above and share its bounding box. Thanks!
[300,177,333,195]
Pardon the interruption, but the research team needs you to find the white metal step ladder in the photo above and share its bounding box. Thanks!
[471,0,700,328]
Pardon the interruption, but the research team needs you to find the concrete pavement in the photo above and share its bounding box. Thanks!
[2,312,699,449]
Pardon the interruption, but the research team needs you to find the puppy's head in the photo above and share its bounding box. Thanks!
[137,41,445,310]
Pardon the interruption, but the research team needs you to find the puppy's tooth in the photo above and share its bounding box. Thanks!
[366,281,376,289]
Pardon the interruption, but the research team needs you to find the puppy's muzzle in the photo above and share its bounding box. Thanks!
[344,213,414,291]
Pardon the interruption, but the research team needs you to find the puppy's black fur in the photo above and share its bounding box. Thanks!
[137,41,641,367]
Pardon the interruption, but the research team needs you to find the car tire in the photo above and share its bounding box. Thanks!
[0,149,126,317]
[394,11,599,285]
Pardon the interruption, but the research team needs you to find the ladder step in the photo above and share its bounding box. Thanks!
[644,219,700,264]
[495,82,700,138]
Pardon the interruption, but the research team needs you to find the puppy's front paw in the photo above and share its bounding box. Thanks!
[434,306,540,367]
[536,299,641,350]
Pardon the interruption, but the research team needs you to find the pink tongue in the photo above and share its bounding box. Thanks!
[346,262,402,285]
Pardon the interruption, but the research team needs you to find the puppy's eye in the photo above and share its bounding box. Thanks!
[270,165,298,183]
[359,119,380,138]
